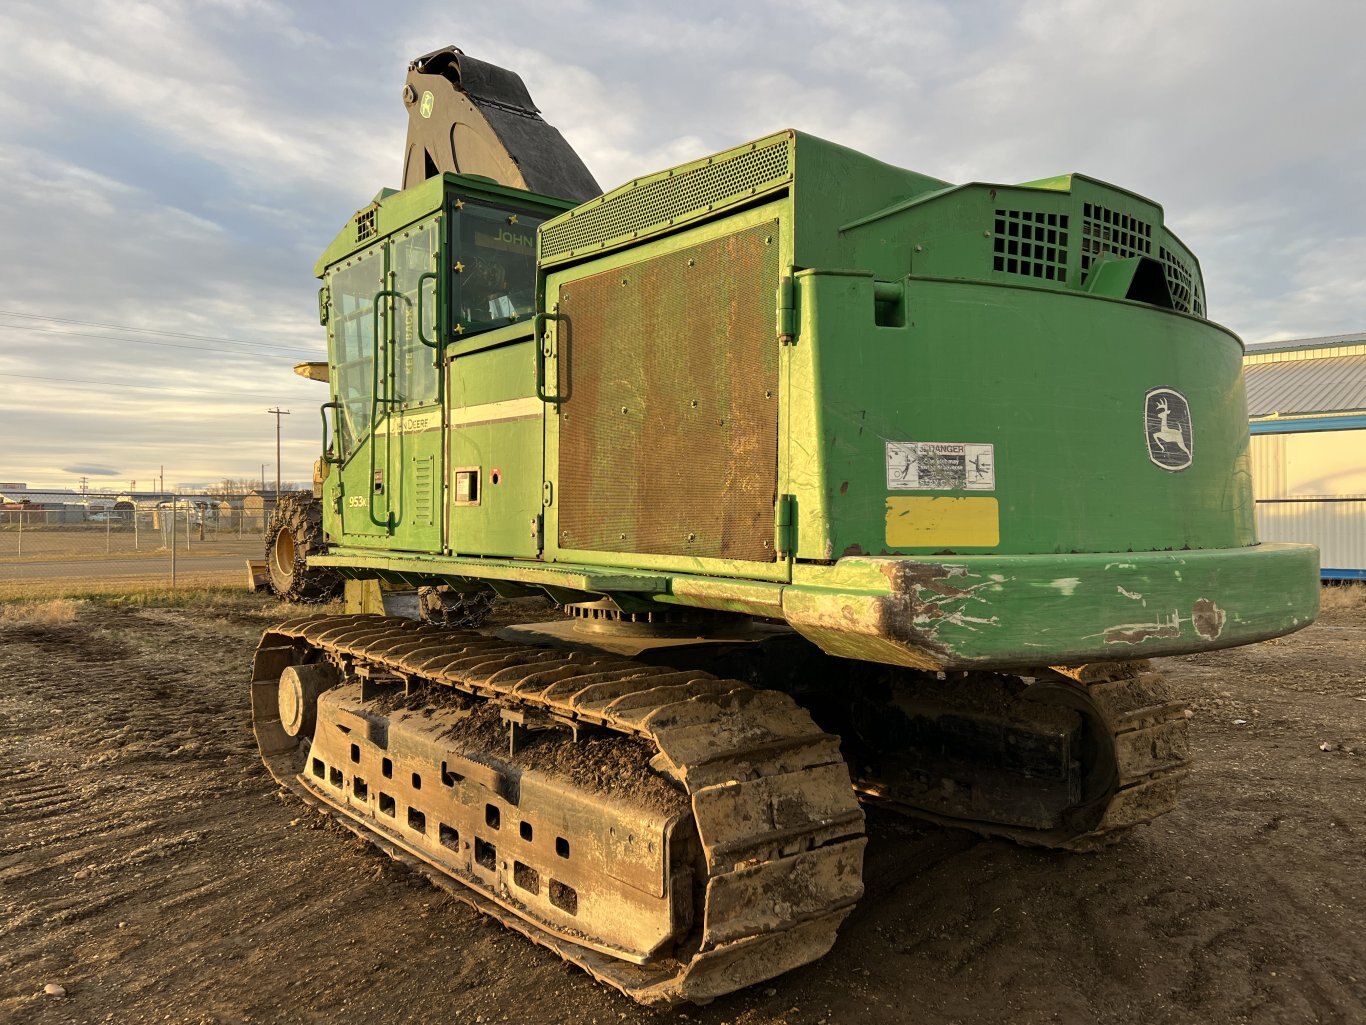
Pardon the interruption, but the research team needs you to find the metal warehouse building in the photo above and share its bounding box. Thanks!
[1245,332,1366,579]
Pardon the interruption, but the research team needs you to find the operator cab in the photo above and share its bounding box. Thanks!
[318,176,571,463]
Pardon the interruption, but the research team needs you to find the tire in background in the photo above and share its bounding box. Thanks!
[265,493,342,604]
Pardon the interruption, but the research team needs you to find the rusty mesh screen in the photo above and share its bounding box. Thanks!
[557,220,780,562]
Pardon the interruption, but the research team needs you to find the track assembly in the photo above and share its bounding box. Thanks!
[251,615,866,1005]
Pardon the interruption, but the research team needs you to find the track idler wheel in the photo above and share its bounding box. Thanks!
[1023,662,1192,848]
[277,663,339,739]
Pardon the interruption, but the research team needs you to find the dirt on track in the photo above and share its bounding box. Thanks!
[3,594,1365,1025]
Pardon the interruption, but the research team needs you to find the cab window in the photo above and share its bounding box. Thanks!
[326,248,383,457]
[391,223,440,406]
[451,201,545,337]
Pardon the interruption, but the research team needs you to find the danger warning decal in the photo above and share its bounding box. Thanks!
[886,441,995,491]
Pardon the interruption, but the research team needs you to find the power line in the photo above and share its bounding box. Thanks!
[0,321,319,361]
[0,309,321,355]
[0,320,319,359]
[0,370,299,395]
[0,371,203,390]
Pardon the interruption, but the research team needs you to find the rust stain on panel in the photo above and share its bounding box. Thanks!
[1192,598,1226,640]
[557,222,780,561]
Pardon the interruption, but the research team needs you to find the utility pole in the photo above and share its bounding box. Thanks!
[267,408,290,495]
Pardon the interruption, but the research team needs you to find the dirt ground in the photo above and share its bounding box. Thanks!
[3,591,1364,1025]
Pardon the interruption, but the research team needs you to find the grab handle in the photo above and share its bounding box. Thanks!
[533,311,567,404]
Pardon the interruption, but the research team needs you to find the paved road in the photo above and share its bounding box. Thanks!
[0,552,252,581]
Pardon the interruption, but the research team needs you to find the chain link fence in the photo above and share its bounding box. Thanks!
[0,499,271,593]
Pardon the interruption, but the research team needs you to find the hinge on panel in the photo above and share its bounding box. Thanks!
[777,275,795,345]
[775,493,796,556]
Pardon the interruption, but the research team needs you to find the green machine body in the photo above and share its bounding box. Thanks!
[308,130,1318,672]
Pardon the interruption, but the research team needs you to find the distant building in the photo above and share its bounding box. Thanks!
[0,488,79,504]
[0,487,88,524]
[1244,332,1366,579]
[243,490,280,532]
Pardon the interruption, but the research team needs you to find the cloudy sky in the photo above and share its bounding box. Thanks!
[2,0,1363,491]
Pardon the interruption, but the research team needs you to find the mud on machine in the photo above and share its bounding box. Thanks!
[252,45,1320,1004]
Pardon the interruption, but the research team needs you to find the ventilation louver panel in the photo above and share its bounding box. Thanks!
[1160,246,1205,317]
[356,208,377,243]
[1080,202,1152,273]
[993,210,1070,281]
[414,456,435,526]
[540,140,792,265]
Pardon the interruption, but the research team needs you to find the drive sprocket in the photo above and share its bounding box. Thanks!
[844,660,1190,851]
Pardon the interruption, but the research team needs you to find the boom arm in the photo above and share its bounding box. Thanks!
[401,45,601,202]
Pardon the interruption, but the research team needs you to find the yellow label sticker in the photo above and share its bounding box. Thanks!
[885,496,1000,549]
[419,90,435,119]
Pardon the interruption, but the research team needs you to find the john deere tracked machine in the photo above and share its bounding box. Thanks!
[252,46,1320,1004]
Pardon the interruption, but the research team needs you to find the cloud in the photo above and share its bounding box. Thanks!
[62,464,121,476]
[2,0,1364,488]
[0,3,359,193]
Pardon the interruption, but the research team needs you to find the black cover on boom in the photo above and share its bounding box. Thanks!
[402,45,601,203]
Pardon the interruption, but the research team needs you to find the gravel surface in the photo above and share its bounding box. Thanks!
[2,593,1363,1025]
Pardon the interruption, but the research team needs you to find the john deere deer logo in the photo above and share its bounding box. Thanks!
[1144,387,1194,471]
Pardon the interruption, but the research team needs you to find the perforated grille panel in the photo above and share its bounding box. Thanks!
[414,456,434,527]
[355,208,376,242]
[556,221,781,562]
[993,209,1070,281]
[540,139,791,265]
[1160,245,1205,317]
[1081,202,1152,272]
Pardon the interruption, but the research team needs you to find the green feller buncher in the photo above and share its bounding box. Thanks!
[252,45,1320,1005]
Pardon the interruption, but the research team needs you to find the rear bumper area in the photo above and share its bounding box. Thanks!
[783,543,1320,671]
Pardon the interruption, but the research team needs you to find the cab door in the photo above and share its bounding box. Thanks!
[444,195,549,559]
[383,219,444,553]
[328,218,444,552]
